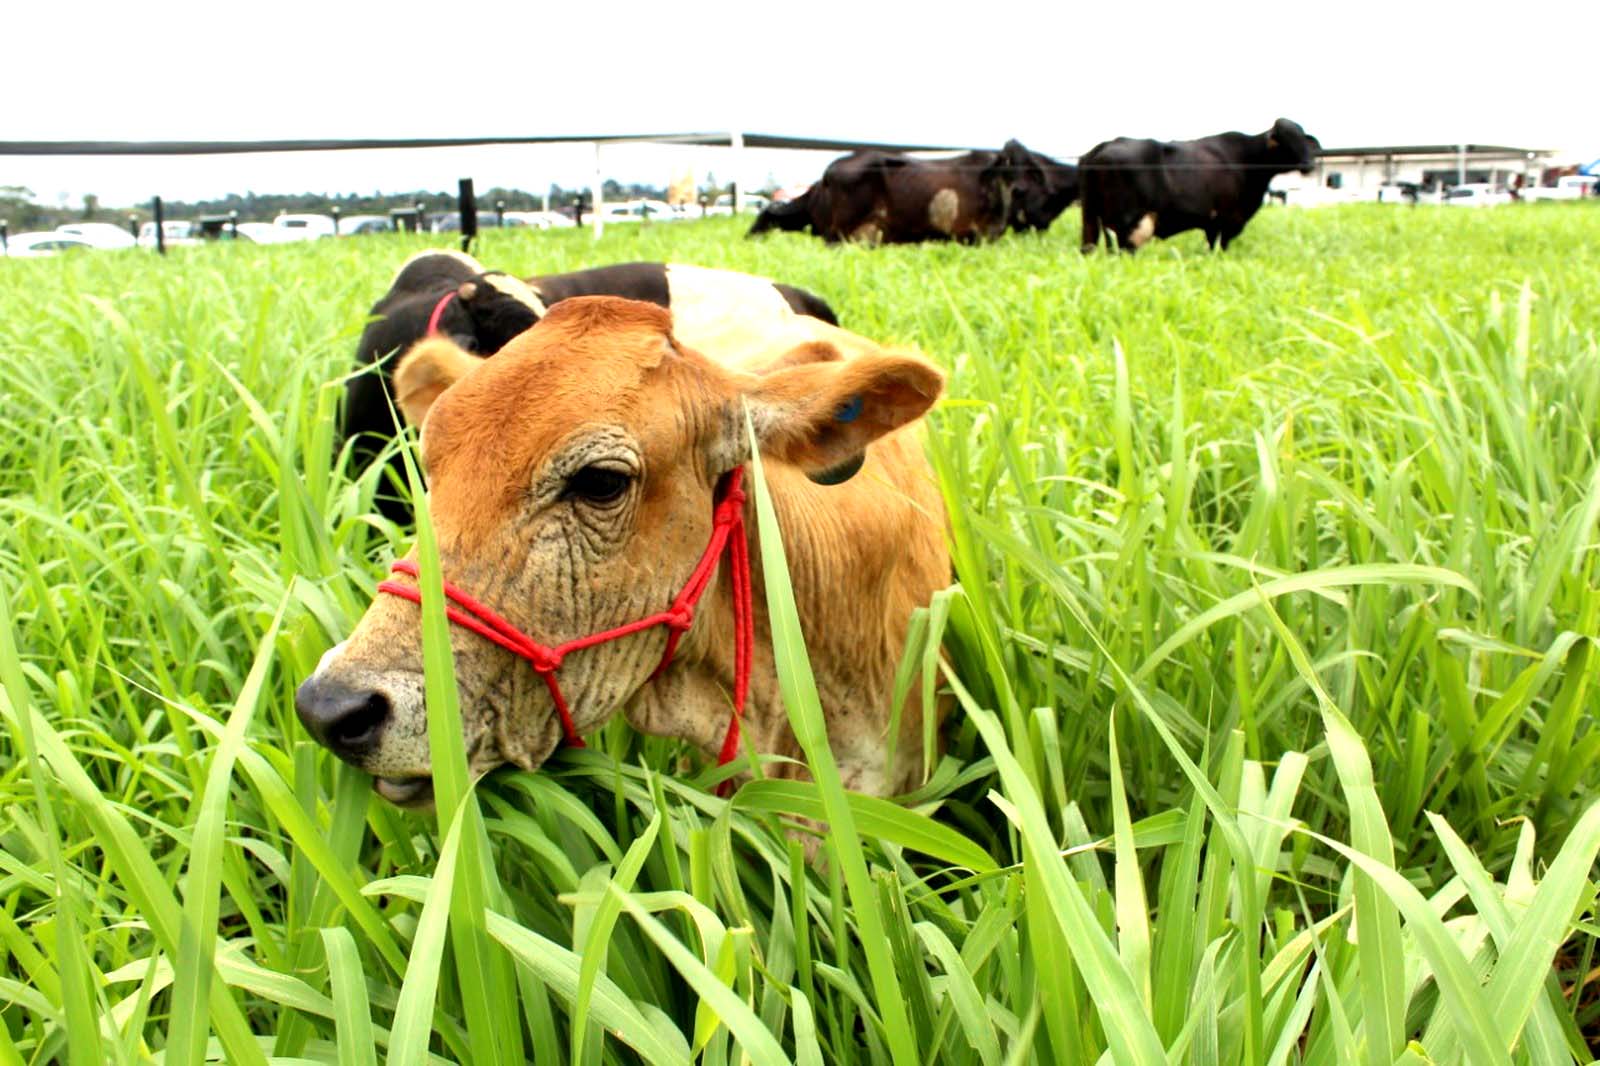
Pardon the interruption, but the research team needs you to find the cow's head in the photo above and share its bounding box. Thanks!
[296,297,944,807]
[455,272,546,354]
[1267,118,1319,174]
[988,140,1080,232]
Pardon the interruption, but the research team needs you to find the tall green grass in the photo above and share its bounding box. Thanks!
[1,204,1598,1063]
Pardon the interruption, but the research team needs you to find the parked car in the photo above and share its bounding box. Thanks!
[1522,175,1597,202]
[337,214,394,236]
[503,210,576,229]
[705,192,770,216]
[599,199,679,223]
[2,231,97,257]
[272,213,336,240]
[54,222,137,249]
[429,211,537,232]
[1442,184,1510,207]
[137,220,201,248]
[233,222,286,244]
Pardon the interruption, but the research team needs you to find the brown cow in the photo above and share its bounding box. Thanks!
[296,296,949,805]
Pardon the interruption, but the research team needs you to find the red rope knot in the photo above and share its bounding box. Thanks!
[713,493,745,527]
[527,647,564,673]
[664,605,695,631]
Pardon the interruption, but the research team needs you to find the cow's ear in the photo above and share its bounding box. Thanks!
[394,337,482,427]
[734,344,944,484]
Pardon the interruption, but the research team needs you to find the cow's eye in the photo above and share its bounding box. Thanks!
[564,465,632,505]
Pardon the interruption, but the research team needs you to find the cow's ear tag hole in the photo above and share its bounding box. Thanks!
[834,394,864,423]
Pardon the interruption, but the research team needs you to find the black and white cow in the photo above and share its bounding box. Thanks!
[1078,118,1320,252]
[746,140,1078,243]
[343,251,842,520]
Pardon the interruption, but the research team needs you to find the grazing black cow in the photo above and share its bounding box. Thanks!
[343,252,841,520]
[747,140,1078,243]
[1078,118,1320,252]
[993,139,1081,232]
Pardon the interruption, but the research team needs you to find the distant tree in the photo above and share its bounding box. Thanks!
[82,194,100,220]
[0,185,53,230]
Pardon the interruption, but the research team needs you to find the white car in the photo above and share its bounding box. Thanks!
[1521,175,1597,202]
[2,231,97,257]
[599,199,678,223]
[272,213,336,240]
[1376,184,1417,205]
[502,210,576,229]
[1442,184,1510,207]
[704,192,770,217]
[233,222,289,244]
[138,220,201,248]
[336,214,393,236]
[55,222,137,249]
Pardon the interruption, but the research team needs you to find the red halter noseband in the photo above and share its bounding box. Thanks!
[375,468,755,792]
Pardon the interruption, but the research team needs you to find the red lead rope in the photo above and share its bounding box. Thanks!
[376,468,755,794]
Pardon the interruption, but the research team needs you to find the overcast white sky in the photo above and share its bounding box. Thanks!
[4,0,1594,206]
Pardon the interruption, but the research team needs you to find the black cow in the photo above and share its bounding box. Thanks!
[343,252,840,520]
[993,139,1081,232]
[1078,118,1319,252]
[525,261,838,326]
[343,251,542,515]
[747,140,1078,243]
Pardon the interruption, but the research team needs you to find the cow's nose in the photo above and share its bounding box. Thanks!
[295,676,391,760]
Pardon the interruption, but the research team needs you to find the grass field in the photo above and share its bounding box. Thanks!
[2,204,1598,1065]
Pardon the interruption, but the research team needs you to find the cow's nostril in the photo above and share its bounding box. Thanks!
[327,691,390,755]
[296,678,392,761]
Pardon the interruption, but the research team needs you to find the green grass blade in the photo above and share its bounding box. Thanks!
[732,778,996,872]
[0,580,105,1066]
[320,928,379,1066]
[168,596,287,1066]
[946,668,1168,1066]
[743,412,920,1066]
[572,814,662,1063]
[386,788,472,1066]
[613,887,790,1066]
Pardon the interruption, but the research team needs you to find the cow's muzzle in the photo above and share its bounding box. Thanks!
[294,673,392,763]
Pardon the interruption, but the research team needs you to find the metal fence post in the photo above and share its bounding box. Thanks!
[153,196,166,255]
[591,142,605,240]
[458,178,477,253]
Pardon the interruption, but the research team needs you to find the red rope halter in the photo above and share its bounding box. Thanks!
[375,468,755,793]
[425,290,456,335]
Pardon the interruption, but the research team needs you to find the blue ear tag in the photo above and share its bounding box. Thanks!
[834,394,864,423]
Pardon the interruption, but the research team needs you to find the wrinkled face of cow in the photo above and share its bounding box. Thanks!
[295,297,943,807]
[1270,118,1319,174]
